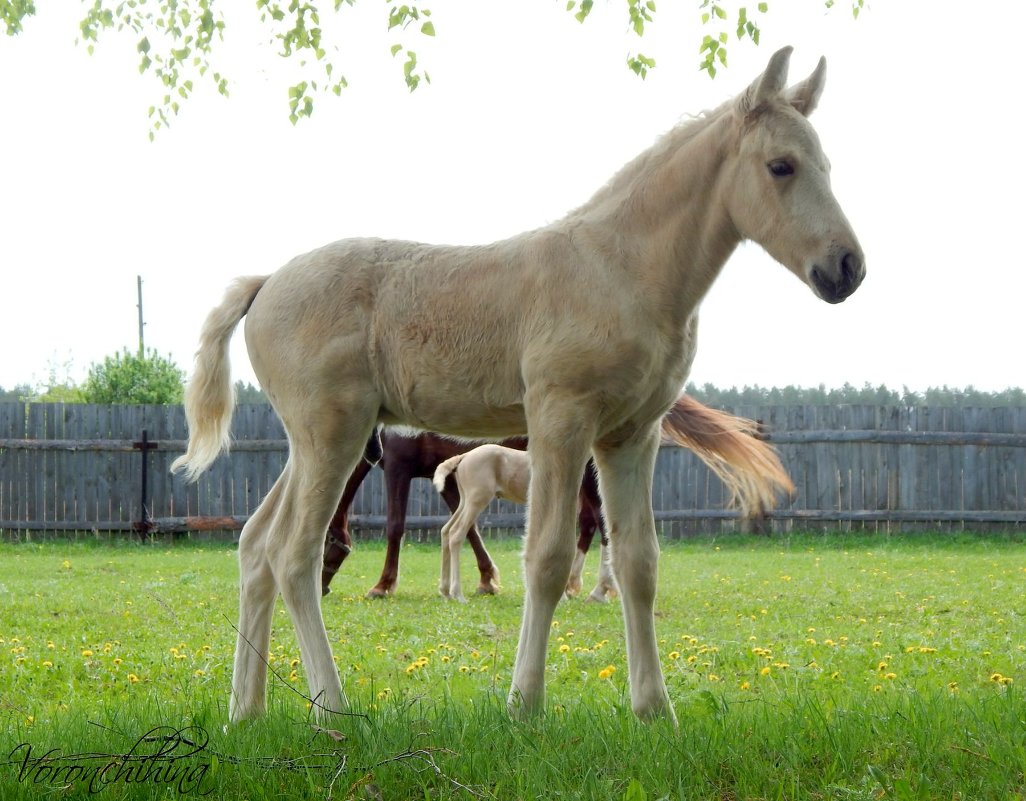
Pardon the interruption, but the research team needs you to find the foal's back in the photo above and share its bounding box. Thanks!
[456,444,531,506]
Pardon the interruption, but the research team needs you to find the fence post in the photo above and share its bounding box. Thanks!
[132,429,158,538]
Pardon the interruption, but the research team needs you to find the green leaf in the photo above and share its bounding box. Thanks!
[390,43,402,56]
[758,2,768,11]
[420,20,434,36]
[623,778,647,801]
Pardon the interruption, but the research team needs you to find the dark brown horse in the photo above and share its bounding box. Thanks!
[320,430,608,599]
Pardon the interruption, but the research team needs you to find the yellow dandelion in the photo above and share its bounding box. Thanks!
[113,657,122,666]
[377,688,391,700]
[872,684,882,692]
[948,681,959,693]
[598,668,614,680]
[877,661,888,671]
[668,651,680,660]
[740,681,750,690]
[559,644,570,654]
[128,673,139,683]
[405,665,416,674]
[442,655,451,663]
[760,666,771,677]
[884,672,897,680]
[81,649,93,657]
[47,641,55,649]
[989,672,1005,683]
[708,674,720,682]
[288,670,298,682]
[194,669,205,677]
[42,660,53,668]
[290,658,301,668]
[61,560,71,569]
[830,671,840,680]
[805,638,817,646]
[458,666,470,673]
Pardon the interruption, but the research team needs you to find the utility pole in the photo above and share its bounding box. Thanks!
[137,275,145,358]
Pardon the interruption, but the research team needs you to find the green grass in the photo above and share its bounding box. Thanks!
[1,533,1025,799]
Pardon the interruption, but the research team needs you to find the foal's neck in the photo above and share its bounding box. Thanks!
[569,108,741,326]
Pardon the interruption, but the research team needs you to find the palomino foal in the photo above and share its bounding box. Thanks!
[173,47,863,725]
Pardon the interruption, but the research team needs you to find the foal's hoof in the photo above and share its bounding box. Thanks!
[475,584,498,596]
[365,587,391,600]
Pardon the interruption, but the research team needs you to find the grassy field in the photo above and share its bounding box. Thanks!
[1,533,1025,799]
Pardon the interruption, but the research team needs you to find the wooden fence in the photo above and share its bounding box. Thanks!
[0,402,1024,537]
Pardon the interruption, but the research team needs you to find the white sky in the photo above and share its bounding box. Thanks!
[1,2,1022,394]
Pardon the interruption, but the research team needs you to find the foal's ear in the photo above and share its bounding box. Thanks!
[785,56,827,117]
[737,45,793,117]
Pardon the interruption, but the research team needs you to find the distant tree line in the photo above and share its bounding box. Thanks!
[683,382,1026,407]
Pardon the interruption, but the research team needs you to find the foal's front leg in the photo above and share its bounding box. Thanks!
[508,409,595,717]
[594,424,676,724]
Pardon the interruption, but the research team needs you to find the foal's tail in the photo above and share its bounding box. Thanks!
[433,453,468,494]
[171,276,268,483]
[660,396,795,519]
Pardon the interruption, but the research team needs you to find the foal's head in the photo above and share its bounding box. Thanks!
[724,47,865,304]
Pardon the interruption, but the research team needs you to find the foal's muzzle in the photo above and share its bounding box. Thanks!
[811,249,864,304]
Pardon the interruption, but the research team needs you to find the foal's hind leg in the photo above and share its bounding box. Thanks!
[444,488,493,603]
[593,423,676,724]
[231,474,287,721]
[439,483,500,595]
[262,407,377,719]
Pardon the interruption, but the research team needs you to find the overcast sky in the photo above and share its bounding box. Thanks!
[1,2,1022,394]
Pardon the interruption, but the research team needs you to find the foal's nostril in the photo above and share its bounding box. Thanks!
[841,251,857,285]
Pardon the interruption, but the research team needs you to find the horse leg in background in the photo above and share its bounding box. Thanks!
[365,459,413,598]
[438,481,501,595]
[593,423,676,724]
[580,463,617,602]
[587,536,616,603]
[321,456,373,595]
[566,461,600,598]
[508,399,596,717]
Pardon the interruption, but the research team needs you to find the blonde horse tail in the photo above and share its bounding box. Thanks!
[433,453,468,494]
[660,395,795,519]
[171,276,268,483]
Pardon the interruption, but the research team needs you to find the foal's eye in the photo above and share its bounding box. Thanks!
[768,160,794,177]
